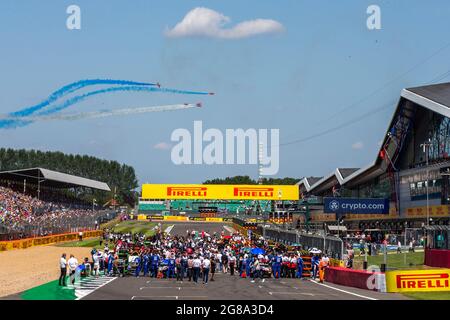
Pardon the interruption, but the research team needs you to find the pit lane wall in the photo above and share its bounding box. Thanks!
[0,230,103,251]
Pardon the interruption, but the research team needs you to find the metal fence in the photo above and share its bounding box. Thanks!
[261,225,344,259]
[0,210,117,241]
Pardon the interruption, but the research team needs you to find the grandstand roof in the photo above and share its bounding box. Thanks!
[0,168,111,191]
[304,82,450,194]
[303,168,359,193]
[297,177,323,191]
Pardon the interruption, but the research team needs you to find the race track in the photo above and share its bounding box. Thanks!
[82,273,409,300]
[164,222,235,237]
[81,222,409,301]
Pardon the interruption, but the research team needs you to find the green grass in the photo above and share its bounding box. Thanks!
[403,291,450,300]
[354,251,426,270]
[57,237,103,249]
[55,221,159,248]
[110,220,158,237]
[21,279,76,300]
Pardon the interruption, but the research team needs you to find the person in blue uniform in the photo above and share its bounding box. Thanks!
[296,255,304,279]
[272,254,282,279]
[167,256,176,279]
[246,256,252,278]
[134,255,142,277]
[311,254,320,280]
[107,251,114,275]
[150,252,160,278]
[143,253,150,277]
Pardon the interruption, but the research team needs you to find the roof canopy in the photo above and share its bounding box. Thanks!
[0,168,111,191]
[302,82,450,195]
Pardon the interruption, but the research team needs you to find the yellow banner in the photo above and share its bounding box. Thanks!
[0,230,103,252]
[205,217,223,222]
[142,184,299,200]
[137,214,147,221]
[406,205,450,218]
[386,269,450,292]
[345,206,399,221]
[163,216,189,221]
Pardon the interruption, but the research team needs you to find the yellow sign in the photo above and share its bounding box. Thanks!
[406,205,450,218]
[345,206,398,221]
[163,216,189,221]
[0,230,102,252]
[142,184,299,200]
[386,269,450,292]
[205,217,224,222]
[137,214,147,221]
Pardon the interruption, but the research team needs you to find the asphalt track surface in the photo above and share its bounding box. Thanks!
[83,222,409,300]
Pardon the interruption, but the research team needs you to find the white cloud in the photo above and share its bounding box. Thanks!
[165,7,285,39]
[352,141,364,150]
[153,142,172,150]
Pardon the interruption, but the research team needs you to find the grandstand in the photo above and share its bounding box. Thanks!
[138,198,273,215]
[0,168,114,240]
[298,82,450,235]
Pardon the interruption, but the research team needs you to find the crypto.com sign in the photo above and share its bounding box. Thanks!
[170,121,279,176]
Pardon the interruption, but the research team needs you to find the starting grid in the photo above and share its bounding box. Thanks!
[62,276,117,300]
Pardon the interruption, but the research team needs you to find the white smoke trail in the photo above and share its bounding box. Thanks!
[0,103,200,122]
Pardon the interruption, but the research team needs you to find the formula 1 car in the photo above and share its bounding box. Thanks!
[259,263,272,278]
[158,261,169,278]
[116,250,129,277]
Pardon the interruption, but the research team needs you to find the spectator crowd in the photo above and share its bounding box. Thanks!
[0,186,102,239]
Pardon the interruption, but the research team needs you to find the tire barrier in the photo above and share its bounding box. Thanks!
[0,230,103,252]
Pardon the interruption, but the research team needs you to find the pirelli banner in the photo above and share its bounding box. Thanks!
[386,269,450,292]
[141,184,299,201]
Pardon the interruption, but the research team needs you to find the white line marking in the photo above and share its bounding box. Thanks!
[223,226,235,234]
[268,292,315,296]
[164,225,175,234]
[131,295,208,300]
[139,286,201,290]
[76,277,117,300]
[308,280,378,300]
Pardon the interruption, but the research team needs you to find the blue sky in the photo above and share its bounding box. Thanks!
[1,0,450,184]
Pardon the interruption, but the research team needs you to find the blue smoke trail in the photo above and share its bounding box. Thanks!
[10,79,156,117]
[0,82,210,129]
[36,85,210,116]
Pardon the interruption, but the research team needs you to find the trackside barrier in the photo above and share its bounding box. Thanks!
[163,216,189,222]
[425,249,450,268]
[0,230,103,252]
[325,267,386,292]
[263,227,344,260]
[385,269,450,293]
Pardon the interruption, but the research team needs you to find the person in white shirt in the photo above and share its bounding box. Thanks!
[216,252,222,272]
[67,254,78,285]
[192,256,202,283]
[202,257,211,284]
[59,253,67,286]
[93,252,101,276]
